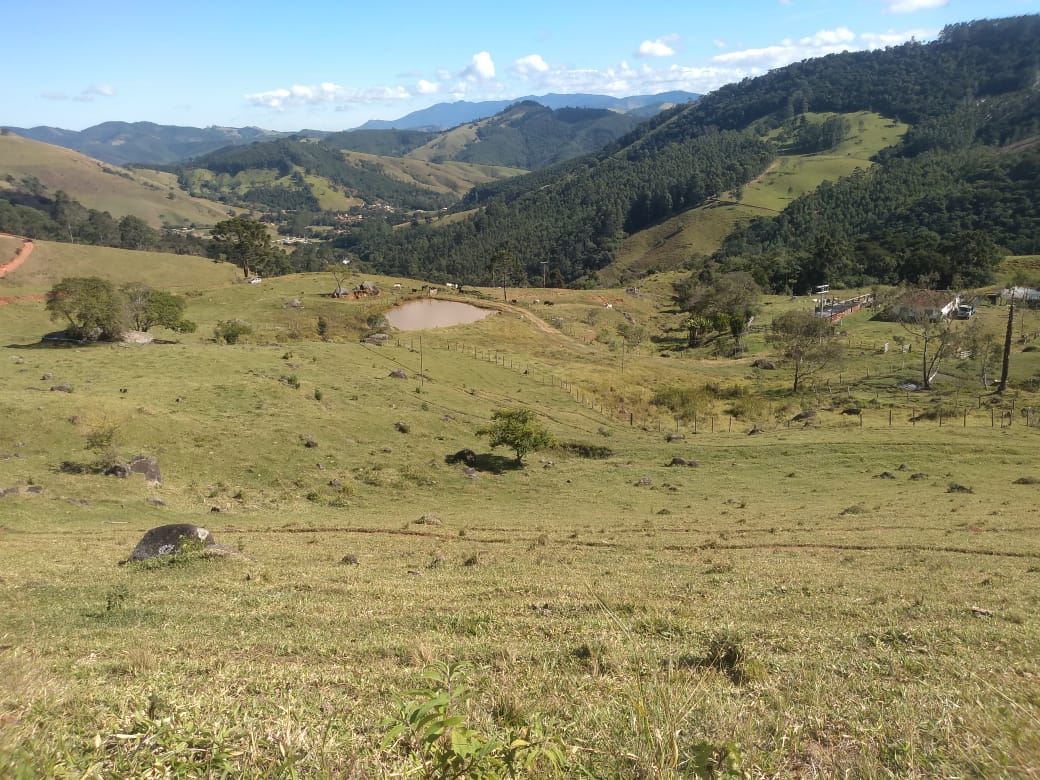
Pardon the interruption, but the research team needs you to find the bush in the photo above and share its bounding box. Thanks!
[214,319,252,344]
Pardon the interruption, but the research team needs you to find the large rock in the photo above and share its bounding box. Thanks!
[127,523,215,562]
[129,455,161,485]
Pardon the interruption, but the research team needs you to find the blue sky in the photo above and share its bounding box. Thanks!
[5,0,1038,131]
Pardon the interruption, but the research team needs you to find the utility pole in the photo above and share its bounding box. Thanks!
[541,260,548,288]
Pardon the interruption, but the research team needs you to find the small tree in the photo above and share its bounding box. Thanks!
[122,283,196,333]
[45,276,127,341]
[478,408,554,465]
[767,310,843,392]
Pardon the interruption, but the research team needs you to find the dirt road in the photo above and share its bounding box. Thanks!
[0,233,34,278]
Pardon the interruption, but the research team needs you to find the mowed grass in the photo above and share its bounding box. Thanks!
[1,246,1040,777]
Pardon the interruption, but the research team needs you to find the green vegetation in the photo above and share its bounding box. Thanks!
[2,240,1040,777]
[477,408,556,465]
[44,276,197,341]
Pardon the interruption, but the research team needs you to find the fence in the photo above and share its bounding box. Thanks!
[385,334,1039,439]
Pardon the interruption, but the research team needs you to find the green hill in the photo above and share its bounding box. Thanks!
[340,15,1040,291]
[0,134,232,227]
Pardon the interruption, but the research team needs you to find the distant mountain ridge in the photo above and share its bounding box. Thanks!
[3,92,698,166]
[357,91,700,130]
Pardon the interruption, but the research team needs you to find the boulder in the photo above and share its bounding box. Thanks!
[389,368,408,379]
[445,449,477,466]
[126,523,215,562]
[129,455,161,485]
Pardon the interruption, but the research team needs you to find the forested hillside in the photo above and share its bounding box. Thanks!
[339,15,1040,290]
[173,139,455,212]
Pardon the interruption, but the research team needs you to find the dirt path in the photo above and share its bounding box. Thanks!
[0,233,34,278]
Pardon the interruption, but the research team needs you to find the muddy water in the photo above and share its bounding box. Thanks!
[385,299,496,331]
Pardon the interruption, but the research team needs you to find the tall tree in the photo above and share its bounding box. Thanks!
[210,217,276,279]
[767,311,843,392]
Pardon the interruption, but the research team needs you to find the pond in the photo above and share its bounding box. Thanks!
[384,299,496,331]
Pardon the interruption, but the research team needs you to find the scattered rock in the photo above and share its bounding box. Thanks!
[1013,476,1040,485]
[415,513,441,526]
[751,359,777,369]
[41,372,53,380]
[1,487,20,496]
[665,433,685,442]
[126,524,215,562]
[910,473,928,481]
[104,463,131,478]
[120,330,154,344]
[747,426,765,435]
[50,384,73,393]
[389,368,408,379]
[876,471,896,479]
[446,449,477,467]
[840,504,866,515]
[395,421,410,433]
[668,457,698,467]
[364,333,391,346]
[25,485,42,494]
[947,483,974,494]
[148,497,166,506]
[129,455,161,485]
[339,554,360,565]
[462,467,479,479]
[635,477,652,486]
[791,410,816,422]
[897,463,910,471]
[543,460,555,469]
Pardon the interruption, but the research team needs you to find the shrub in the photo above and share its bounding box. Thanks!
[214,320,252,344]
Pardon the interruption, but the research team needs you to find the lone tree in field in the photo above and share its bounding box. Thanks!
[478,408,555,466]
[45,276,127,341]
[210,217,277,279]
[767,310,843,392]
[122,283,196,333]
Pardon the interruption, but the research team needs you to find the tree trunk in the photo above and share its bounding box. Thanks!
[997,294,1014,393]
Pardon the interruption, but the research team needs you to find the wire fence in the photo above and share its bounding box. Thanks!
[387,333,1040,438]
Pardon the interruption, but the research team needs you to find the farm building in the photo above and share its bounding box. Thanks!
[886,290,959,322]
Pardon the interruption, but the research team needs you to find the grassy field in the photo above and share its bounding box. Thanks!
[0,135,233,228]
[1,245,1040,778]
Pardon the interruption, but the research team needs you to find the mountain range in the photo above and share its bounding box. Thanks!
[2,91,698,167]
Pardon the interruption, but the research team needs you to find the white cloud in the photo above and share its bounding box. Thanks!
[713,27,878,70]
[887,0,948,12]
[245,82,412,111]
[41,84,116,102]
[637,38,676,58]
[461,51,496,81]
[512,54,549,75]
[416,79,438,95]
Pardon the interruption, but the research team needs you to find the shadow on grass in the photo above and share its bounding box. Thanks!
[472,453,523,474]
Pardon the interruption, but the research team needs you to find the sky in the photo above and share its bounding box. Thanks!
[5,0,1039,132]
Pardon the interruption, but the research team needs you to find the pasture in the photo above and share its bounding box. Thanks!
[1,246,1039,778]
